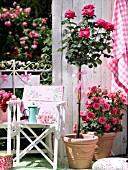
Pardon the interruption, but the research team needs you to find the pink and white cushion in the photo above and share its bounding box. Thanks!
[92,158,128,170]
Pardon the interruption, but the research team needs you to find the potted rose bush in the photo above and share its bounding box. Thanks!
[80,85,126,160]
[58,3,114,169]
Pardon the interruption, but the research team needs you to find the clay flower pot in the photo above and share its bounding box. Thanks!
[0,108,8,122]
[63,133,98,169]
[94,132,116,160]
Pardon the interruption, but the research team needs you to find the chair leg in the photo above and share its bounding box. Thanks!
[16,128,20,164]
[53,135,58,170]
[58,137,64,164]
[45,133,53,160]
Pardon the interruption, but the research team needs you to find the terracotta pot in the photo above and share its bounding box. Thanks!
[0,108,8,122]
[94,132,116,160]
[63,133,98,169]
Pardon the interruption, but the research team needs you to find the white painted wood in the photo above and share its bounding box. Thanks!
[0,74,40,88]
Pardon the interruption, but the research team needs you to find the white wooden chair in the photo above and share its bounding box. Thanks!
[7,85,66,170]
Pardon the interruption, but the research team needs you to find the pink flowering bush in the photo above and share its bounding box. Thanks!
[0,90,16,112]
[80,86,126,136]
[0,1,51,62]
[58,4,114,67]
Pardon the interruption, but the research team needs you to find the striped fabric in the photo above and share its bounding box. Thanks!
[108,0,128,103]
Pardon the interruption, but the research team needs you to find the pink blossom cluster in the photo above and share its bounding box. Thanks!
[0,90,16,112]
[64,4,114,39]
[80,86,126,135]
[0,1,50,61]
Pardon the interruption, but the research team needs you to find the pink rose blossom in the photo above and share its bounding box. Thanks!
[79,27,90,38]
[73,123,77,133]
[19,8,23,12]
[96,19,107,28]
[108,92,116,99]
[41,26,45,30]
[13,2,17,6]
[80,110,87,116]
[5,21,12,27]
[25,7,31,14]
[24,29,28,33]
[2,92,10,99]
[22,22,27,27]
[0,90,6,95]
[90,86,97,92]
[9,13,16,19]
[112,108,118,114]
[29,31,40,38]
[93,103,100,110]
[20,38,24,41]
[42,19,47,23]
[16,6,20,9]
[80,111,90,121]
[105,124,111,131]
[20,41,25,45]
[15,10,20,15]
[32,23,36,27]
[24,46,29,50]
[10,8,14,11]
[32,44,37,49]
[103,90,108,95]
[1,14,6,18]
[88,112,95,119]
[33,40,38,44]
[83,4,95,9]
[102,102,110,111]
[105,22,114,31]
[82,115,90,121]
[82,4,95,17]
[98,117,106,124]
[34,33,40,38]
[24,37,29,40]
[86,104,92,110]
[112,117,118,125]
[64,10,76,19]
[2,8,8,12]
[82,8,94,17]
[27,53,33,58]
[14,46,18,50]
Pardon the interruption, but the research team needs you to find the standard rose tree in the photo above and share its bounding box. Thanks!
[58,4,114,138]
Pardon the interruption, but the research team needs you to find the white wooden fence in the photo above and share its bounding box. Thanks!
[52,0,127,155]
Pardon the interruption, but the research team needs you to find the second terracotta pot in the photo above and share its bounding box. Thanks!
[94,132,116,160]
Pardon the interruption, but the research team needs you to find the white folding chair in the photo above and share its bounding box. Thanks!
[7,85,66,170]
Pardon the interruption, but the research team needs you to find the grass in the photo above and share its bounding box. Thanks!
[13,155,92,170]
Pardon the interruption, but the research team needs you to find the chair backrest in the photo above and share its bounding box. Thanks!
[22,85,64,124]
[22,85,64,101]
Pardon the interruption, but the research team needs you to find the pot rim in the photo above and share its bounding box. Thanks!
[63,133,98,144]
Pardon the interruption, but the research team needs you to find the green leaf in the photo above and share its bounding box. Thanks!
[96,59,102,65]
[57,48,63,52]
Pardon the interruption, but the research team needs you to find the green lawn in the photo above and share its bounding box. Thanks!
[13,155,92,170]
